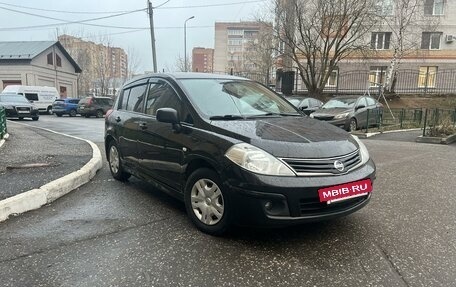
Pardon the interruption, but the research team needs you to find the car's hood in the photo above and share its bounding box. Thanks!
[210,116,358,158]
[312,107,351,116]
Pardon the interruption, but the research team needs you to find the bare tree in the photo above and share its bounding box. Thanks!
[275,0,378,96]
[172,54,191,72]
[374,0,440,93]
[125,46,142,80]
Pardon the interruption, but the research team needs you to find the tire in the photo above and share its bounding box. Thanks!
[47,106,53,115]
[32,117,39,121]
[69,109,77,117]
[55,113,63,117]
[107,141,131,181]
[349,118,357,132]
[84,114,90,118]
[18,117,24,120]
[96,110,103,118]
[184,168,232,235]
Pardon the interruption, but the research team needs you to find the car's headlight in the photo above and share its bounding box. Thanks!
[3,105,14,109]
[352,135,370,165]
[225,143,295,176]
[334,112,350,119]
[32,106,39,110]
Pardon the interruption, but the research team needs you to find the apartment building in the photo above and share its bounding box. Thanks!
[277,0,456,95]
[58,35,128,95]
[214,22,272,74]
[192,47,214,73]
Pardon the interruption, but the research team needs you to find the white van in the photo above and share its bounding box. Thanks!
[2,85,59,113]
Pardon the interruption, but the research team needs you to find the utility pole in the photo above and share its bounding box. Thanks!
[148,0,157,73]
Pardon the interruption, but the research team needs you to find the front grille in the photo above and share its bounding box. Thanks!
[299,195,367,216]
[16,107,31,112]
[314,115,334,121]
[281,150,361,176]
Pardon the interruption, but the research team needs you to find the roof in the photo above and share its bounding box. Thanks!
[0,41,81,73]
[126,72,248,86]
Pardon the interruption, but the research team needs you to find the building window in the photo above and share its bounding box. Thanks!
[326,69,338,87]
[374,0,393,16]
[418,66,437,88]
[369,66,388,87]
[424,0,444,15]
[421,32,442,49]
[371,32,391,50]
[228,39,242,46]
[227,29,244,36]
[56,54,62,67]
[47,53,53,65]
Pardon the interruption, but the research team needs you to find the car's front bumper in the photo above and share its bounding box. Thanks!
[222,159,376,227]
[322,117,350,130]
[5,108,39,118]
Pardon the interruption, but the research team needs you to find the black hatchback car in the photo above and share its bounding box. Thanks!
[105,73,376,235]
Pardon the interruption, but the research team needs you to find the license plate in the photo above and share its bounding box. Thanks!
[80,107,85,109]
[318,179,372,203]
[17,110,29,113]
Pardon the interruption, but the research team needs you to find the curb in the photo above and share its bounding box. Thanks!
[351,128,422,138]
[0,133,9,149]
[0,123,103,222]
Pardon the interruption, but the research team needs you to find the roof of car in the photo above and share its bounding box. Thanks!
[125,72,248,86]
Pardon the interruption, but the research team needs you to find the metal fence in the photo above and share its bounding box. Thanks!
[302,69,456,95]
[0,107,7,139]
[363,108,456,135]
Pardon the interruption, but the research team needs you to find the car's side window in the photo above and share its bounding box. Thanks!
[300,99,310,108]
[357,97,368,108]
[366,97,376,106]
[126,84,147,113]
[145,80,182,117]
[120,89,130,110]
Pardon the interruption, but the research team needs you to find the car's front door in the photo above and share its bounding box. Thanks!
[137,79,189,192]
[355,97,369,128]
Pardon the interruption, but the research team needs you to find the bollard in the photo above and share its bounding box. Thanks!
[423,108,428,136]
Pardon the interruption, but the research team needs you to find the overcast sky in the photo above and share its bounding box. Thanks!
[0,0,269,73]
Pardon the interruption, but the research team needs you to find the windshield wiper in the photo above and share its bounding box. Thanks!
[209,115,245,120]
[247,112,301,118]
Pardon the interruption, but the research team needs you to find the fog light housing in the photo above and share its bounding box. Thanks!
[262,199,290,217]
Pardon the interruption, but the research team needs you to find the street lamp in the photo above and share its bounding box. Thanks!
[184,16,195,72]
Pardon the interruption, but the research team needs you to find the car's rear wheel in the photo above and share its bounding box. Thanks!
[84,114,90,118]
[18,117,24,120]
[69,109,77,117]
[32,117,39,121]
[96,110,103,118]
[185,168,231,235]
[107,141,130,181]
[55,113,63,117]
[349,118,357,131]
[47,106,53,115]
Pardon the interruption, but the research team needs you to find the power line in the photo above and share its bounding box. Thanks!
[156,0,267,9]
[0,6,147,31]
[0,1,143,14]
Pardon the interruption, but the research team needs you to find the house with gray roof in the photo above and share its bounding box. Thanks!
[0,41,81,98]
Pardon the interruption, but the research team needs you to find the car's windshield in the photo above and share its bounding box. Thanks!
[0,94,30,103]
[180,79,299,118]
[322,98,357,109]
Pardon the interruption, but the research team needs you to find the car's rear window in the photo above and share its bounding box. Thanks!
[79,98,90,104]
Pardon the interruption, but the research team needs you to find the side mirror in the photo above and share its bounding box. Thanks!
[156,108,181,132]
[356,105,365,110]
[300,106,308,110]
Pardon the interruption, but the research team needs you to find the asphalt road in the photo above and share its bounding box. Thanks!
[1,115,455,286]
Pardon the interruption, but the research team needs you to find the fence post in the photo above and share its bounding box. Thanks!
[423,108,428,136]
[0,107,6,139]
[365,109,369,133]
[400,108,404,129]
[453,109,456,127]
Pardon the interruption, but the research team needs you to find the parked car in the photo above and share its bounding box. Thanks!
[310,95,383,131]
[0,93,39,120]
[77,96,113,118]
[284,96,323,115]
[2,85,59,114]
[105,73,376,235]
[52,98,80,117]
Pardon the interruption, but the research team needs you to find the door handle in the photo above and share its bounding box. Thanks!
[115,116,121,122]
[139,122,147,129]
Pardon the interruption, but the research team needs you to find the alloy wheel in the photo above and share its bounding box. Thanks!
[109,145,120,175]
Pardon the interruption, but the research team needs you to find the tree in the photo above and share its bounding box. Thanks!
[172,54,191,72]
[275,0,378,97]
[375,0,440,94]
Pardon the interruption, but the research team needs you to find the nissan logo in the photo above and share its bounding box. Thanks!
[334,160,345,172]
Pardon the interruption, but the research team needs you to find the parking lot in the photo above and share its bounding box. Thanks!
[0,116,455,286]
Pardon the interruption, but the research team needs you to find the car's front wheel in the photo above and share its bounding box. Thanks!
[55,113,63,117]
[107,141,131,181]
[32,117,39,121]
[69,109,77,117]
[185,168,231,235]
[96,110,103,118]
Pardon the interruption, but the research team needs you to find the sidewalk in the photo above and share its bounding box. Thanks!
[0,121,102,221]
